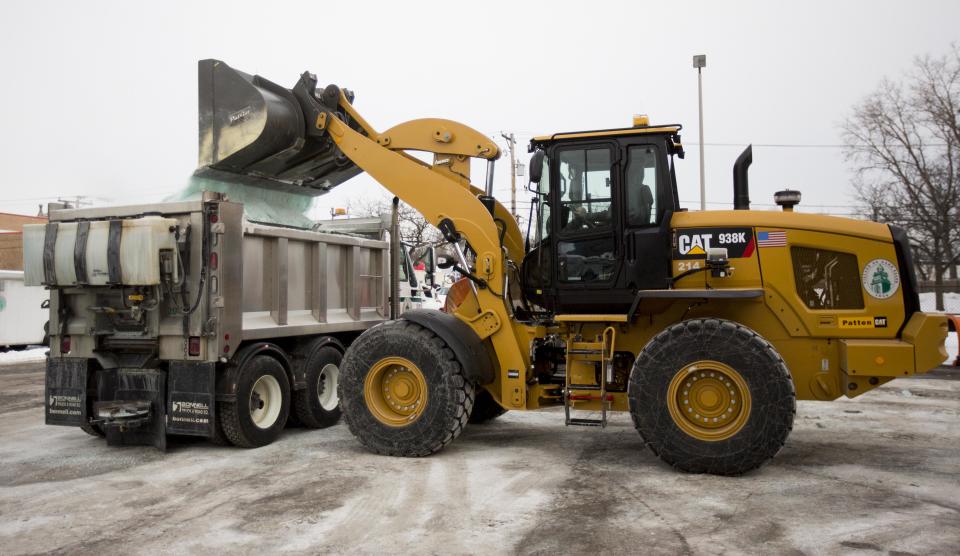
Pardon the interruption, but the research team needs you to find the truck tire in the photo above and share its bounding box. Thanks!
[209,415,232,446]
[219,355,290,448]
[629,318,796,475]
[293,344,343,429]
[80,422,105,437]
[469,388,507,424]
[340,320,475,457]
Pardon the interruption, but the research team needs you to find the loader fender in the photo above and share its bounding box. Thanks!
[401,309,496,385]
[217,342,292,402]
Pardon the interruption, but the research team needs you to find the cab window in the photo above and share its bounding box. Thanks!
[625,145,659,226]
[558,147,612,233]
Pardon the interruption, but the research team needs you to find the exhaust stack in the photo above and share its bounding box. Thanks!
[733,145,752,210]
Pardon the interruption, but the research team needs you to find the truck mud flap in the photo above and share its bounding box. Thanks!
[45,358,88,426]
[101,369,167,451]
[167,361,216,438]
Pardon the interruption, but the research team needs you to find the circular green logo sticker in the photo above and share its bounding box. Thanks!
[862,259,900,299]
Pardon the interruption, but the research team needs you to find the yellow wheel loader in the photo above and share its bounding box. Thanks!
[199,60,947,474]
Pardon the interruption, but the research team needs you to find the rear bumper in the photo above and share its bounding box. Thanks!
[45,358,217,450]
[840,312,948,378]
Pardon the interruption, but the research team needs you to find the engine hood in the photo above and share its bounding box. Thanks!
[670,210,892,242]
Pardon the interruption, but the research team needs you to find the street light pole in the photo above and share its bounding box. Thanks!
[693,54,707,211]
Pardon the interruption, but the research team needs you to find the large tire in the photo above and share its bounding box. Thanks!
[219,355,291,448]
[293,342,343,429]
[340,320,475,457]
[629,318,796,475]
[469,388,507,424]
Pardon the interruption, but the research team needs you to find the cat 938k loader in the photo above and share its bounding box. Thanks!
[54,59,954,474]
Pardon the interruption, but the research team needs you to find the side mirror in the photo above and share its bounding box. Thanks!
[528,150,545,184]
[436,254,456,270]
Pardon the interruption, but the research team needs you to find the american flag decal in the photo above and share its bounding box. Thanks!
[757,230,787,247]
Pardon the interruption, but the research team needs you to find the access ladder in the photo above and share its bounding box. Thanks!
[561,324,618,427]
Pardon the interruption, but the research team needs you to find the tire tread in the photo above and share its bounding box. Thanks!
[630,318,796,475]
[341,320,475,457]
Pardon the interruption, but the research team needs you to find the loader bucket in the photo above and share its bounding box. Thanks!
[196,59,361,195]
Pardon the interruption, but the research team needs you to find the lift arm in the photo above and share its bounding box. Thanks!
[321,96,530,408]
[321,98,526,265]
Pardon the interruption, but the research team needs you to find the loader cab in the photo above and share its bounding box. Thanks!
[522,124,683,313]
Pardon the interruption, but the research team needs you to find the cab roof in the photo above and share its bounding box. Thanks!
[530,124,682,147]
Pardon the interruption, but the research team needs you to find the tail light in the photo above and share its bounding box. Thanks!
[188,336,201,356]
[60,335,71,354]
[210,252,218,270]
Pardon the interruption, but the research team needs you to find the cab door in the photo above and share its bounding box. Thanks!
[619,142,673,291]
[552,143,623,312]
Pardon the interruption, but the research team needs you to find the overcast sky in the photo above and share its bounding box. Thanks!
[1,0,958,221]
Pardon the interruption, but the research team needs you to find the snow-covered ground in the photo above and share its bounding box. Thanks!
[0,347,47,365]
[919,291,960,312]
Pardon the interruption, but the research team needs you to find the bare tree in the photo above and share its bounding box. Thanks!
[346,196,441,246]
[843,46,960,310]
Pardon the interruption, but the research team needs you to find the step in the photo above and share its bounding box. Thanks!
[567,348,604,356]
[568,393,615,402]
[569,341,604,350]
[567,418,605,427]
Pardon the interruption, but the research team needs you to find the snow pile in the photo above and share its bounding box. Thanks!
[0,347,48,365]
[918,292,959,363]
[944,331,958,364]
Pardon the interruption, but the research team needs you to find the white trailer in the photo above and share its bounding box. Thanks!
[0,270,47,348]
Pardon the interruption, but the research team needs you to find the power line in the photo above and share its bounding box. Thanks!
[487,131,951,150]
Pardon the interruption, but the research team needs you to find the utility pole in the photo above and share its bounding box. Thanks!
[501,132,517,219]
[693,54,707,211]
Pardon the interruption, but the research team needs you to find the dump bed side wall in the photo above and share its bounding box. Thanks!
[237,221,390,342]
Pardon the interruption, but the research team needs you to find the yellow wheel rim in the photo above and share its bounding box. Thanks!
[363,356,428,427]
[666,360,752,441]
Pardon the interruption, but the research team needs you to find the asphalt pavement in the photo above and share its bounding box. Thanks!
[0,361,957,555]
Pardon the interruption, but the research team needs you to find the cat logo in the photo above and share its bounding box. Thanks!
[677,233,713,256]
[674,227,754,260]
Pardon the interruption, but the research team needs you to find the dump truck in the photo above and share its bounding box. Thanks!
[32,59,948,475]
[22,194,407,448]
